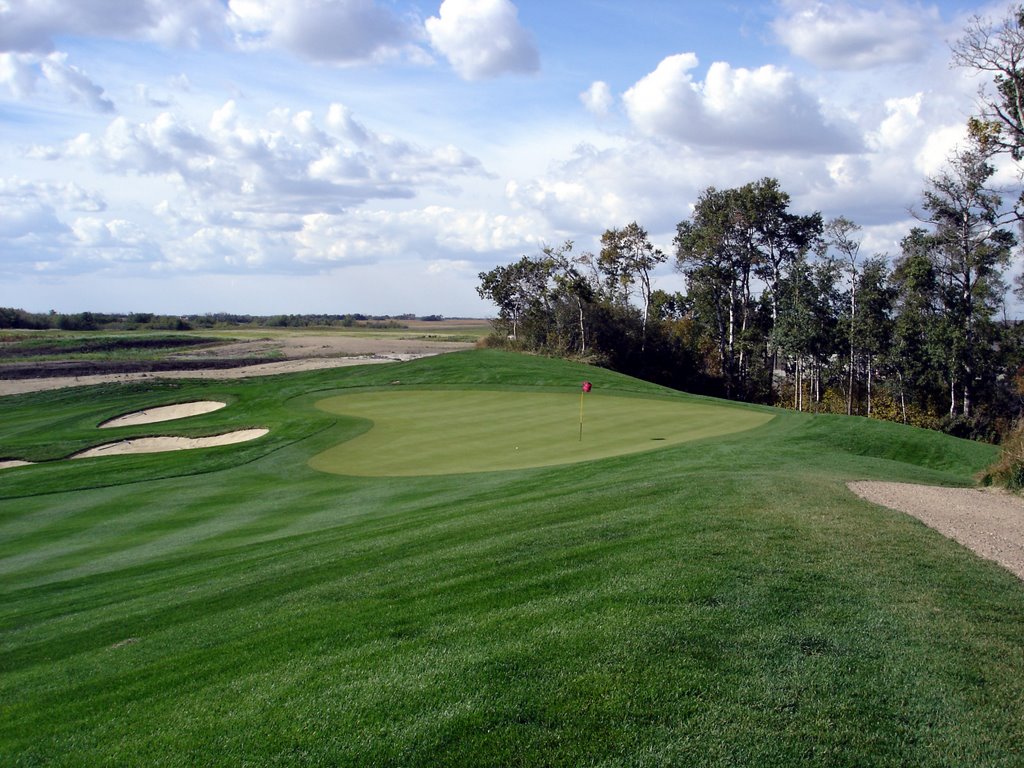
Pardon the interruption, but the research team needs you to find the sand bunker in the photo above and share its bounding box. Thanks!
[0,460,34,470]
[72,429,268,459]
[849,481,1024,581]
[99,401,227,428]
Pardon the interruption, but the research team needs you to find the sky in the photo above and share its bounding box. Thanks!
[0,0,1018,317]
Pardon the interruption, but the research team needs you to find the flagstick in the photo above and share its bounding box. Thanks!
[579,390,584,441]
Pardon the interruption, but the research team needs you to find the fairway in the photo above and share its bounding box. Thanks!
[2,350,1021,767]
[310,389,774,476]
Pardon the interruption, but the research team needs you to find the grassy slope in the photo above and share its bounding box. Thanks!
[0,350,1020,767]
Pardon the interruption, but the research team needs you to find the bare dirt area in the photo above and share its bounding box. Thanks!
[849,481,1024,580]
[0,332,476,396]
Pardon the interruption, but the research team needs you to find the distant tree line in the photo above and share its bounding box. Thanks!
[478,159,1024,442]
[0,310,449,332]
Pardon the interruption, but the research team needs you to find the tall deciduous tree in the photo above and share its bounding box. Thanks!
[676,179,820,399]
[821,216,863,415]
[599,222,666,350]
[919,144,1015,417]
[953,6,1024,165]
[890,229,945,423]
[476,256,551,342]
[854,256,896,417]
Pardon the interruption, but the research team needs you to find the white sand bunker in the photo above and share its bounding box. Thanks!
[72,429,268,459]
[99,401,227,429]
[0,460,34,470]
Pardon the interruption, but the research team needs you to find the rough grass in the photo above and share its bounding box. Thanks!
[981,418,1024,489]
[0,350,1020,767]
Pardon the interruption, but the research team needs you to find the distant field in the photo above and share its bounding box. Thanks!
[0,324,485,383]
[196,318,493,343]
[1,350,1020,767]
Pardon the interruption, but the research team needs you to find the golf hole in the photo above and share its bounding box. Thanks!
[309,390,773,477]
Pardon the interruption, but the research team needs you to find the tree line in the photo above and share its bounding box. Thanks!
[478,158,1023,442]
[0,309,449,332]
[479,6,1024,448]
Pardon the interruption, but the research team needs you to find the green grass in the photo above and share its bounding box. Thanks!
[311,390,773,475]
[0,350,1020,767]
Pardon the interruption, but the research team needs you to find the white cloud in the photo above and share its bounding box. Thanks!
[0,0,227,53]
[426,0,539,80]
[0,177,106,244]
[774,1,940,70]
[622,53,860,154]
[292,206,542,267]
[49,101,488,213]
[0,51,113,111]
[580,81,613,116]
[228,0,416,63]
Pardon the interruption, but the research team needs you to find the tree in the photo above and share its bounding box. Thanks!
[598,222,666,350]
[772,253,841,411]
[952,5,1024,222]
[675,187,744,396]
[854,256,895,417]
[890,229,945,424]
[953,7,1024,159]
[545,241,594,356]
[676,179,820,400]
[821,216,863,415]
[476,256,551,342]
[918,143,1016,417]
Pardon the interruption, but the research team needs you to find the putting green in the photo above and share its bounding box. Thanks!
[309,390,773,476]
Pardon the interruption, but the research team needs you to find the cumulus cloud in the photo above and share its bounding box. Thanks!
[291,206,542,266]
[580,81,613,116]
[0,0,227,52]
[48,101,488,214]
[622,52,860,154]
[773,1,940,70]
[426,0,539,80]
[0,178,158,273]
[25,103,503,274]
[0,52,114,111]
[228,0,416,63]
[1,0,413,62]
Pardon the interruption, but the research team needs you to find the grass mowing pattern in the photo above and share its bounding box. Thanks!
[1,350,1021,766]
[310,390,773,475]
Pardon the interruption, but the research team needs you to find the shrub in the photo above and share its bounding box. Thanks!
[981,418,1024,489]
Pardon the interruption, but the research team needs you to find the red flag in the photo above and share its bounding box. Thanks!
[582,381,592,393]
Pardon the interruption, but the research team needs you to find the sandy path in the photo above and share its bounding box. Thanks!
[849,481,1024,580]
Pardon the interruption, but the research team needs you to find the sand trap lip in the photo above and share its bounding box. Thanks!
[72,429,268,458]
[99,401,227,428]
